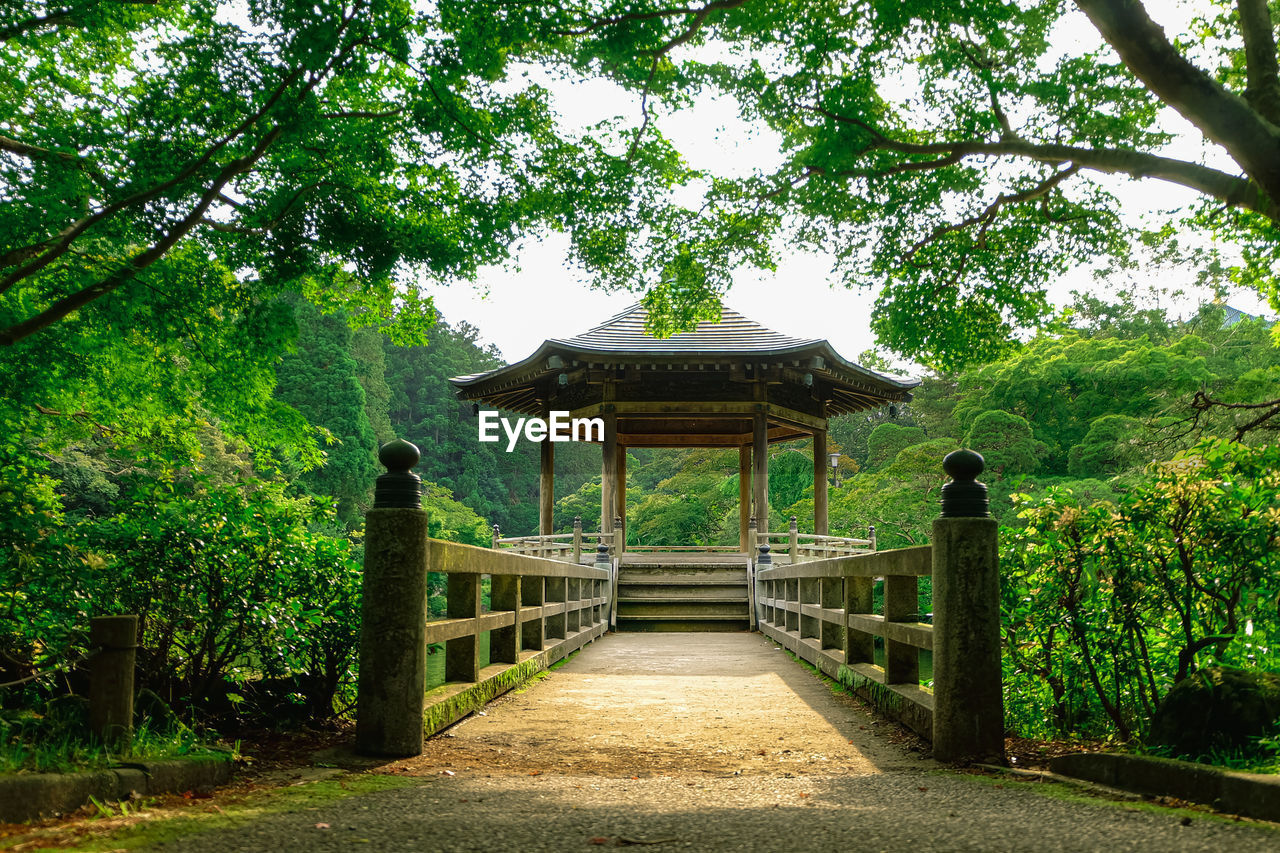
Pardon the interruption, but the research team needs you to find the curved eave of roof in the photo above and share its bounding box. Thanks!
[449,339,918,396]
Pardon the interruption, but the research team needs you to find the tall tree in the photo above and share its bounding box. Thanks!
[274,301,378,526]
[0,0,707,454]
[538,0,1280,366]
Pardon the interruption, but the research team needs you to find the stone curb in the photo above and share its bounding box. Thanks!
[0,754,233,824]
[1050,752,1280,823]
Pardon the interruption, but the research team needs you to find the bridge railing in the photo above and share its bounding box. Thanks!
[355,440,613,757]
[755,546,934,737]
[420,540,611,733]
[754,451,1005,765]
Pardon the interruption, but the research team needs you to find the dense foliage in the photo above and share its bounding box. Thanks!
[1003,440,1280,741]
[0,307,549,730]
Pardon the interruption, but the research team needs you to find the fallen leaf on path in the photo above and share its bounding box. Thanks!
[315,823,330,830]
[589,837,610,845]
[441,770,455,777]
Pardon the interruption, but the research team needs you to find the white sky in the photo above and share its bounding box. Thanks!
[422,2,1273,365]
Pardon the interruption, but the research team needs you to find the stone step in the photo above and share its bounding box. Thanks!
[617,569,748,585]
[614,615,752,633]
[619,561,747,570]
[617,600,749,618]
[613,561,751,633]
[617,591,748,602]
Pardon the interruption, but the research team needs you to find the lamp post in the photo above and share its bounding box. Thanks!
[828,451,841,488]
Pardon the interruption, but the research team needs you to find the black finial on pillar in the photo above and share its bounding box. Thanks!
[757,541,772,565]
[940,449,989,518]
[374,439,422,509]
[595,539,611,568]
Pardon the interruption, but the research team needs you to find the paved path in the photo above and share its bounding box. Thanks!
[156,633,1279,852]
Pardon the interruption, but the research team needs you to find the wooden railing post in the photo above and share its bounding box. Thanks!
[747,515,757,556]
[884,575,919,685]
[491,572,521,665]
[788,516,799,563]
[869,525,877,551]
[491,523,500,549]
[845,574,874,665]
[612,515,623,556]
[90,614,137,747]
[573,516,582,564]
[446,570,482,682]
[522,574,545,652]
[932,449,1004,765]
[357,439,429,757]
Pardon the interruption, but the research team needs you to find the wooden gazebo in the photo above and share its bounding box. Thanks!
[449,304,917,549]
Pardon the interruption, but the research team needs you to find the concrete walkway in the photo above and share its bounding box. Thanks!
[156,633,1279,852]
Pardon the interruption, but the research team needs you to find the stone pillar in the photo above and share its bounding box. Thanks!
[356,439,429,757]
[90,614,137,747]
[813,429,828,535]
[752,412,769,535]
[931,449,1005,765]
[739,446,751,551]
[539,437,554,536]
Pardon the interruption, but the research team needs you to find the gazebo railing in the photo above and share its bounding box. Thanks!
[760,517,876,563]
[493,517,620,563]
[625,545,741,552]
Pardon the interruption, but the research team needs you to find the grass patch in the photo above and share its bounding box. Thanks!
[1138,738,1280,776]
[8,772,424,851]
[0,713,229,775]
[947,767,1280,831]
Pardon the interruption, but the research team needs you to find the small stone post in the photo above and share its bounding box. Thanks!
[89,614,137,747]
[572,516,582,564]
[356,439,429,757]
[788,516,799,563]
[931,449,1005,765]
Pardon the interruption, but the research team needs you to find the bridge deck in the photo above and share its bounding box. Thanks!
[419,632,904,776]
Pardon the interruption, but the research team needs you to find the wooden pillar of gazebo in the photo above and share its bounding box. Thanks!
[752,412,769,536]
[540,438,554,535]
[813,428,828,535]
[601,412,617,538]
[738,446,751,551]
[615,444,626,552]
